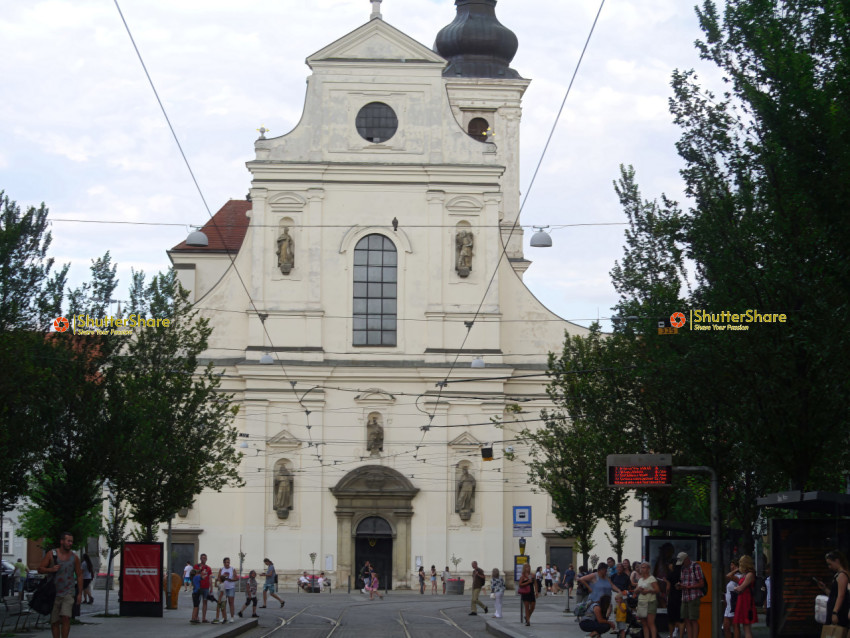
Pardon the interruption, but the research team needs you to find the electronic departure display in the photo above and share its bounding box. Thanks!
[608,465,672,487]
[606,454,674,488]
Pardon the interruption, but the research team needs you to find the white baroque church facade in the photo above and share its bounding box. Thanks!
[167,0,596,588]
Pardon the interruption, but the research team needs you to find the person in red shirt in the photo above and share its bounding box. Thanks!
[192,554,213,623]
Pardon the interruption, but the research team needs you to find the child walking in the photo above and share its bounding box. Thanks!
[238,570,259,618]
[369,570,384,600]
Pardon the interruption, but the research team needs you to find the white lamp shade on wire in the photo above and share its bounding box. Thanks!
[530,226,552,247]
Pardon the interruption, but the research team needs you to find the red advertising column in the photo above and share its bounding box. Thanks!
[120,542,163,617]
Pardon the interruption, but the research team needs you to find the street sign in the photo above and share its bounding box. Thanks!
[513,506,531,537]
[607,454,673,488]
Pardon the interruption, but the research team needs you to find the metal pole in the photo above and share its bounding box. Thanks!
[710,467,721,638]
[238,536,242,594]
[166,516,173,609]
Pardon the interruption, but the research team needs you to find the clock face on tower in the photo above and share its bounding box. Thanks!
[355,102,398,143]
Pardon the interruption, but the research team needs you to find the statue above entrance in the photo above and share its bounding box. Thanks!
[276,226,294,274]
[366,413,384,456]
[456,466,476,521]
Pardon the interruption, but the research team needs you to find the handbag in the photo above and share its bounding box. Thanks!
[30,577,57,616]
[518,583,531,594]
[30,550,59,616]
[817,595,830,625]
[821,625,849,638]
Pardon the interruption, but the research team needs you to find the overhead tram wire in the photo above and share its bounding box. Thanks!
[47,217,627,230]
[113,0,317,427]
[423,0,608,428]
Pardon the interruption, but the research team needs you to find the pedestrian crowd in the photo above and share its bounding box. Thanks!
[188,554,285,625]
[572,552,709,638]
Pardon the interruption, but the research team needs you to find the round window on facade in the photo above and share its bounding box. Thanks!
[467,117,490,142]
[356,102,398,144]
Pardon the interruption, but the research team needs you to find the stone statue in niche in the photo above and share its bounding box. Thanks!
[366,413,384,456]
[456,466,476,521]
[276,227,294,274]
[455,230,474,277]
[274,464,294,519]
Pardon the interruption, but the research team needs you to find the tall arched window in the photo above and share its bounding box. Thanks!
[353,234,397,346]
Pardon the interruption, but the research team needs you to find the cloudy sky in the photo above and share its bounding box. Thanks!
[0,0,717,329]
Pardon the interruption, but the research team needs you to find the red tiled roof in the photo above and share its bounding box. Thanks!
[170,200,251,252]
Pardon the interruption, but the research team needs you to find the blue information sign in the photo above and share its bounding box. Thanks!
[513,506,531,537]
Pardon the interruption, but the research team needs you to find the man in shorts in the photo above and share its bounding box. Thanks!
[193,553,213,623]
[262,558,285,608]
[677,552,705,638]
[37,531,83,638]
[544,564,553,595]
[218,557,238,623]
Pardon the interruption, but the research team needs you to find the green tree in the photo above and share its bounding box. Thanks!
[0,192,68,565]
[17,254,119,547]
[521,326,636,567]
[597,0,850,554]
[670,0,850,494]
[104,270,242,542]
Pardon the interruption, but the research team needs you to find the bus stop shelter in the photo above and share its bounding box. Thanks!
[757,490,850,638]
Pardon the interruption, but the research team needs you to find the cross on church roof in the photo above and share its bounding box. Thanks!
[370,0,382,20]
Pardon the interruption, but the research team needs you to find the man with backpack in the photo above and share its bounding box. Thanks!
[37,531,83,638]
[676,552,705,638]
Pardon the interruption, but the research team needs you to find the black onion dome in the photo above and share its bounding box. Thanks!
[434,0,520,79]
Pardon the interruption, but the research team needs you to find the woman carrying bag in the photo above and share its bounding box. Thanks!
[517,563,536,626]
[733,555,759,638]
[816,550,850,638]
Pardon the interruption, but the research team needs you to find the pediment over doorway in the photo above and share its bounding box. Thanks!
[331,465,418,498]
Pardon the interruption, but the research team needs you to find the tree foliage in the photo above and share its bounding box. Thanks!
[0,193,70,547]
[521,326,636,567]
[0,190,242,551]
[530,0,849,558]
[104,270,242,542]
[17,254,118,547]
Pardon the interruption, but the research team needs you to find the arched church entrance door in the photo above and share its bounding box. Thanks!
[355,516,393,590]
[331,465,419,590]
